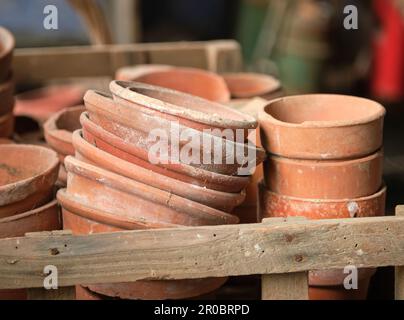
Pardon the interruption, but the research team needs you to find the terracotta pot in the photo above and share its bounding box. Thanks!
[0,138,13,144]
[264,150,383,199]
[0,145,59,218]
[64,156,239,226]
[259,94,386,160]
[116,65,230,103]
[0,200,61,300]
[0,112,14,138]
[44,106,85,160]
[72,130,245,212]
[222,72,282,100]
[0,27,14,83]
[116,64,173,81]
[109,81,257,140]
[84,92,265,176]
[15,85,84,122]
[58,190,228,300]
[309,268,376,287]
[0,74,15,116]
[80,112,250,193]
[258,182,386,220]
[75,286,104,300]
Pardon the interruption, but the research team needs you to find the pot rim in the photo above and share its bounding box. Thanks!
[267,149,383,166]
[109,81,257,130]
[259,181,387,204]
[72,129,247,209]
[116,64,174,80]
[260,94,386,129]
[0,199,58,223]
[65,156,240,225]
[222,72,282,98]
[0,145,59,205]
[0,27,15,61]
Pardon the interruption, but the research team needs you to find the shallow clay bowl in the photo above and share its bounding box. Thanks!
[65,156,239,226]
[0,145,59,218]
[0,112,14,138]
[109,81,257,139]
[258,182,386,220]
[0,27,14,83]
[116,65,230,103]
[222,72,282,100]
[44,105,85,161]
[265,150,383,199]
[84,92,265,176]
[259,94,386,160]
[73,130,245,212]
[0,75,15,116]
[80,112,250,193]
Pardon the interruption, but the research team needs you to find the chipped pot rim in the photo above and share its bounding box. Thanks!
[0,199,58,224]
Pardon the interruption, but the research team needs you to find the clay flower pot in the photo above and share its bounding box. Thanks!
[258,182,386,220]
[0,27,14,83]
[109,81,257,139]
[64,156,239,226]
[116,65,230,103]
[0,138,13,144]
[0,112,14,138]
[0,145,59,218]
[80,112,250,193]
[0,75,15,116]
[222,72,282,100]
[15,85,84,122]
[116,64,173,81]
[265,150,383,199]
[84,91,265,176]
[259,94,386,160]
[75,286,104,300]
[72,130,245,212]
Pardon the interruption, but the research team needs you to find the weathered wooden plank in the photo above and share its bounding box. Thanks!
[27,287,76,300]
[0,216,402,290]
[13,40,241,83]
[395,206,404,300]
[262,272,308,300]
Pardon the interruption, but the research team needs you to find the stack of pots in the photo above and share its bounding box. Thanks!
[258,94,386,300]
[57,80,265,300]
[0,27,15,138]
[0,144,61,300]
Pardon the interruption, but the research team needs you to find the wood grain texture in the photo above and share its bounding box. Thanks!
[395,206,404,300]
[13,40,241,83]
[0,216,402,290]
[262,272,308,300]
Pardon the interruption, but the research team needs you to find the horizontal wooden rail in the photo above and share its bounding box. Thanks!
[0,216,403,290]
[13,40,242,83]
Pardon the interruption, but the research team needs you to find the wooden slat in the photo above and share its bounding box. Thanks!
[0,216,403,290]
[395,205,404,300]
[13,40,242,84]
[262,272,308,300]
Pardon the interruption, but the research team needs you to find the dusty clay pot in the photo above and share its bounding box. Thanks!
[259,94,386,160]
[0,27,14,83]
[58,189,229,300]
[84,91,265,176]
[15,85,84,122]
[0,112,14,138]
[258,182,386,220]
[0,75,15,116]
[222,72,282,100]
[80,112,250,193]
[110,81,257,139]
[116,65,230,103]
[0,138,13,144]
[0,145,59,218]
[75,286,104,300]
[64,156,239,226]
[0,200,61,300]
[116,64,173,81]
[265,150,383,199]
[73,130,245,212]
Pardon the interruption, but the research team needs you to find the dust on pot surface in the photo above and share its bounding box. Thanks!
[0,75,15,116]
[222,73,282,100]
[64,156,239,226]
[80,112,250,193]
[0,27,14,83]
[265,150,383,199]
[0,145,59,218]
[116,65,230,103]
[73,130,246,212]
[259,94,385,160]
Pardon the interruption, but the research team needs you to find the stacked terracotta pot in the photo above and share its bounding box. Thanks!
[258,94,386,300]
[0,144,61,300]
[0,27,15,138]
[57,80,265,300]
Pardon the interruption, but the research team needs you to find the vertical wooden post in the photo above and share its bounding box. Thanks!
[395,206,404,300]
[262,272,309,300]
